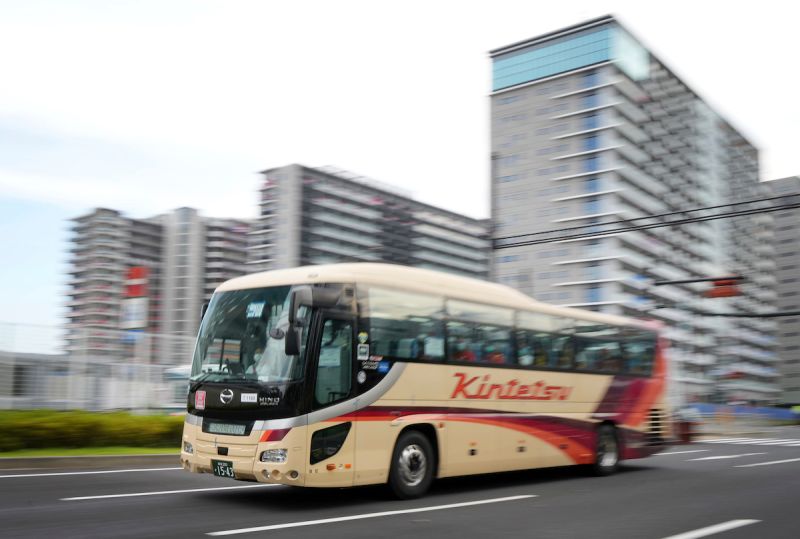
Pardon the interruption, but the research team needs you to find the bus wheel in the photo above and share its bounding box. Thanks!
[389,430,434,499]
[593,424,619,476]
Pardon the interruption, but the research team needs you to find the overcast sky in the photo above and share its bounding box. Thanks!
[1,0,798,335]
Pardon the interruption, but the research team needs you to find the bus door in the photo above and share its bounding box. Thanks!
[306,313,357,486]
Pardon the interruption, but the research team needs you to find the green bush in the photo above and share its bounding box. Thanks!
[0,411,184,452]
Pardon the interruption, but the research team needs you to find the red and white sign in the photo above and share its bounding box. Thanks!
[125,266,149,298]
[195,390,206,410]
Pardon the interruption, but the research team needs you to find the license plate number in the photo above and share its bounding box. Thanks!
[212,459,236,478]
[207,422,247,436]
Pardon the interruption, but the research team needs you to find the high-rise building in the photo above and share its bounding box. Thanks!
[66,207,251,361]
[489,15,777,404]
[766,176,800,405]
[160,208,251,362]
[248,164,491,278]
[66,208,163,357]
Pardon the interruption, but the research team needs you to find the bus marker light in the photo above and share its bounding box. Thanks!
[288,470,299,479]
[326,464,336,471]
[345,463,351,469]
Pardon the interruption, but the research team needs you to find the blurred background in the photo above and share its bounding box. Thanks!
[1,0,799,444]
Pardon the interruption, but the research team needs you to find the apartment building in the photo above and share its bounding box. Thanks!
[248,164,491,278]
[766,176,800,404]
[66,208,250,361]
[490,15,777,404]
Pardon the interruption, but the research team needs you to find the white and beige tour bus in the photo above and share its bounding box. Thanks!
[181,263,670,498]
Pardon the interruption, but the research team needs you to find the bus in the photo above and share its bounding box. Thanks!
[180,263,670,498]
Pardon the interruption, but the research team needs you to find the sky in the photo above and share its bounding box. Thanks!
[1,0,799,337]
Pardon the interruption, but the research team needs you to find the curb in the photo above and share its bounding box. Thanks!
[0,453,180,471]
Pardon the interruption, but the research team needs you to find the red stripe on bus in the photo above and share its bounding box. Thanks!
[259,428,291,442]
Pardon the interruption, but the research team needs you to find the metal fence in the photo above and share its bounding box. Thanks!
[0,323,195,411]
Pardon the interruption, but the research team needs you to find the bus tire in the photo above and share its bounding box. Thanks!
[593,424,620,476]
[388,430,435,499]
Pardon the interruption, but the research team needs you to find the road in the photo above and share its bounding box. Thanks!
[2,434,800,538]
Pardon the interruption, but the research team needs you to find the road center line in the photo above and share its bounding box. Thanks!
[654,450,709,456]
[207,494,537,536]
[659,519,760,539]
[688,453,765,461]
[62,484,279,501]
[0,467,182,479]
[735,457,800,468]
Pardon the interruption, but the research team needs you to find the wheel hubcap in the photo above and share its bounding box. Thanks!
[599,431,618,467]
[398,444,427,487]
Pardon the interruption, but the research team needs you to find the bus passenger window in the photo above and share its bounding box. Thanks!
[551,336,574,370]
[621,335,656,375]
[357,287,445,362]
[484,343,505,364]
[451,338,477,362]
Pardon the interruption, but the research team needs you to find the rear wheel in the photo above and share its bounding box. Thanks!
[593,424,619,476]
[388,430,435,499]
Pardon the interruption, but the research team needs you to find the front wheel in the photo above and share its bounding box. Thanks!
[593,424,620,476]
[388,431,435,499]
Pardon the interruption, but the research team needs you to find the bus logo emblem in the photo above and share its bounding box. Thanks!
[220,389,234,405]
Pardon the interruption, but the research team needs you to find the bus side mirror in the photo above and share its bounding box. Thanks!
[288,287,313,325]
[285,325,300,356]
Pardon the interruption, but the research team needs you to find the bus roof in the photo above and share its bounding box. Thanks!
[217,263,653,329]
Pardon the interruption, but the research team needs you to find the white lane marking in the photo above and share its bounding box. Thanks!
[62,484,278,501]
[660,519,759,539]
[207,494,537,536]
[0,467,182,479]
[702,438,755,443]
[654,450,710,456]
[735,457,800,468]
[751,440,800,445]
[688,453,765,461]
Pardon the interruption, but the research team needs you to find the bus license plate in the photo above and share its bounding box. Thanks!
[207,422,247,436]
[212,459,236,479]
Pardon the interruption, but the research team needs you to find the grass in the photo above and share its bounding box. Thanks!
[0,446,180,458]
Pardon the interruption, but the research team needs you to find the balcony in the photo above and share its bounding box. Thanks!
[615,168,668,200]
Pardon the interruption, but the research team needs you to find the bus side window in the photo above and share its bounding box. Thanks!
[314,319,353,408]
[515,329,549,368]
[551,335,574,370]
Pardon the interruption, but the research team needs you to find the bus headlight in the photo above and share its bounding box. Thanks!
[260,449,287,463]
[183,441,194,454]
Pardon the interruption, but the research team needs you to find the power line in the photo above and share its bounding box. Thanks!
[494,191,800,243]
[494,199,800,249]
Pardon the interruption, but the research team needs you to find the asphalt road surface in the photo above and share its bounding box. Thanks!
[3,433,800,538]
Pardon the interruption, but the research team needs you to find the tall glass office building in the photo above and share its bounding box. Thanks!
[490,16,777,405]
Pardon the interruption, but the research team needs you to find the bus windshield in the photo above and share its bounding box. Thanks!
[190,286,309,384]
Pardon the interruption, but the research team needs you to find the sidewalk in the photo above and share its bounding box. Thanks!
[0,453,179,471]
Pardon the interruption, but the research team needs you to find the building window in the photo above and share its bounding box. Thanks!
[584,196,601,215]
[585,177,600,192]
[582,92,599,109]
[582,113,599,131]
[586,286,602,303]
[582,70,599,88]
[583,135,599,151]
[584,155,600,172]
